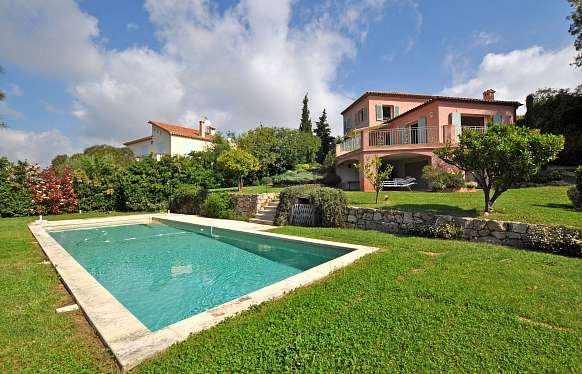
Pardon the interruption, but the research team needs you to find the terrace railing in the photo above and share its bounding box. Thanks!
[368,126,440,147]
[339,132,362,155]
[461,126,486,134]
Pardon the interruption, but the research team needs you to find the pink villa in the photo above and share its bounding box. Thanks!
[335,89,522,191]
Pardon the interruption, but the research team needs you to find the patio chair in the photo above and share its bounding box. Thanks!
[382,177,417,191]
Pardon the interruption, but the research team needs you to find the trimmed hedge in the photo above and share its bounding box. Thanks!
[272,169,322,187]
[170,185,207,214]
[274,185,347,227]
[567,165,582,210]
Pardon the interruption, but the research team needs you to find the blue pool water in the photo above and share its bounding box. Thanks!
[49,221,346,331]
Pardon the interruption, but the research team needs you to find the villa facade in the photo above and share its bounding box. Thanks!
[335,89,521,191]
[124,120,215,160]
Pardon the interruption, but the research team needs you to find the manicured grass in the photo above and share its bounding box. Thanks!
[346,185,581,228]
[0,211,144,373]
[137,227,581,373]
[2,213,580,372]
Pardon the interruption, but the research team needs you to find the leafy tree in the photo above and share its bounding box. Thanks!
[355,157,394,204]
[26,165,78,215]
[0,157,32,217]
[523,87,582,165]
[435,125,564,213]
[569,0,582,67]
[217,148,260,191]
[237,126,320,177]
[51,144,134,174]
[314,109,334,163]
[299,93,312,132]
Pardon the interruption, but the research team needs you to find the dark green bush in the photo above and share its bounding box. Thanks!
[274,185,347,227]
[0,157,32,217]
[529,169,564,184]
[422,165,464,191]
[271,169,322,186]
[170,185,207,214]
[568,165,582,210]
[576,165,582,191]
[321,172,341,187]
[201,192,235,219]
[401,223,463,240]
[524,224,582,257]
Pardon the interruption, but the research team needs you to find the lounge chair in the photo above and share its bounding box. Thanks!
[382,178,417,191]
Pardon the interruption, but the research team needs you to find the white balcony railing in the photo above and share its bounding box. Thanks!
[461,126,486,133]
[369,126,440,147]
[339,133,362,154]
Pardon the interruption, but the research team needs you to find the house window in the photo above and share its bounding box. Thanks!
[382,105,393,120]
[356,108,365,123]
[141,144,149,156]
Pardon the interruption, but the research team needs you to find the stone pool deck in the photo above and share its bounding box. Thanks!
[29,214,377,371]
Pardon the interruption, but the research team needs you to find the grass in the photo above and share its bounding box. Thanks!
[0,211,143,373]
[346,185,581,228]
[3,213,580,372]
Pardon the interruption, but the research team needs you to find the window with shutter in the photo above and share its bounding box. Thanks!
[394,106,400,117]
[375,104,383,121]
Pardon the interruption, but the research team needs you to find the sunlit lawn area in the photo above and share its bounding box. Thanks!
[1,212,580,372]
[346,185,581,228]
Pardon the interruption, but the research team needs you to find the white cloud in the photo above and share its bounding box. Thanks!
[441,46,582,113]
[0,127,75,165]
[0,0,103,79]
[472,31,499,46]
[42,101,62,114]
[0,0,394,160]
[0,101,24,119]
[126,22,139,31]
[8,83,23,97]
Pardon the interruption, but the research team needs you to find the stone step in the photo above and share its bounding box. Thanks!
[255,213,275,220]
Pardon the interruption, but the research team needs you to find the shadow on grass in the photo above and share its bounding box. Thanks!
[534,203,576,211]
[388,203,480,217]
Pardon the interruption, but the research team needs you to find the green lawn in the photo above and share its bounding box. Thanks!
[346,185,581,228]
[2,214,580,372]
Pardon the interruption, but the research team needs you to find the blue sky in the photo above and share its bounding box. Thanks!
[0,0,580,164]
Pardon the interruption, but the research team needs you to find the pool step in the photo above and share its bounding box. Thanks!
[249,198,279,225]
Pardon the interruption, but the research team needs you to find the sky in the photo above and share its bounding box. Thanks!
[0,0,581,165]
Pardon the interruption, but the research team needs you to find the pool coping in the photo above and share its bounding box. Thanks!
[29,214,378,371]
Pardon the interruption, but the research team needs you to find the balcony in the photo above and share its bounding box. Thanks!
[337,125,488,156]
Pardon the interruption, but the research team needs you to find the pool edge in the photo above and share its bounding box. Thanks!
[29,214,378,371]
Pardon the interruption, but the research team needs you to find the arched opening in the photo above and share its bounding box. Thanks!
[336,159,360,191]
[380,153,432,189]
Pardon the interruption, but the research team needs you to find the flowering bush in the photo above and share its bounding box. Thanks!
[26,165,78,215]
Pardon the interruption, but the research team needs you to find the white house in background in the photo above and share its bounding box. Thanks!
[124,120,216,159]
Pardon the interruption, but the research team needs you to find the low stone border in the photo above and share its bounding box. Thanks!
[345,207,544,247]
[230,192,279,217]
[29,213,376,371]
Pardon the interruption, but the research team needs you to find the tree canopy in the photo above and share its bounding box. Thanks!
[237,126,320,177]
[435,125,564,213]
[569,0,582,67]
[523,87,582,165]
[217,148,260,191]
[299,93,312,132]
[355,157,393,204]
[314,109,334,164]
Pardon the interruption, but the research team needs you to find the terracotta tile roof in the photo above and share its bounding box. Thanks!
[148,120,214,141]
[123,135,152,146]
[341,91,522,114]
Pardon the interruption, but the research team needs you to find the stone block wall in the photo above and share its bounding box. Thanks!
[345,206,536,247]
[230,192,280,217]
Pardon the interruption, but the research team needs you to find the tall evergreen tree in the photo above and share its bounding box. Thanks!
[569,0,582,67]
[299,93,312,132]
[314,109,334,163]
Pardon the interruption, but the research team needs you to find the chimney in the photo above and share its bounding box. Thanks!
[198,120,205,135]
[483,89,496,101]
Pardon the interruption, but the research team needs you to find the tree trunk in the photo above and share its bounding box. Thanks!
[238,177,243,192]
[375,189,380,204]
[483,187,492,213]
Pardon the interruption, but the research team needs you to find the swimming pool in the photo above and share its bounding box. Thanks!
[30,214,376,369]
[49,221,347,331]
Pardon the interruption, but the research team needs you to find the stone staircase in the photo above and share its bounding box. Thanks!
[249,196,280,225]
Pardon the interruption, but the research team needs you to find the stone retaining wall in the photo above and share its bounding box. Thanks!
[345,206,534,247]
[230,192,279,217]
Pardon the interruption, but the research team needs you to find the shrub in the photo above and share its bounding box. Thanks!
[321,172,341,187]
[201,192,235,219]
[170,185,207,214]
[26,165,78,215]
[568,165,582,210]
[401,223,463,240]
[529,169,564,184]
[274,185,347,227]
[465,181,478,189]
[271,169,322,186]
[422,165,464,191]
[0,157,32,217]
[524,225,582,257]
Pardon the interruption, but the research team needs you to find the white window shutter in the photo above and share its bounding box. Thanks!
[394,106,400,117]
[451,112,461,126]
[375,104,383,121]
[363,108,368,121]
[493,114,502,124]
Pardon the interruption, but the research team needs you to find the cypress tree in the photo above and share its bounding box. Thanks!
[314,109,334,163]
[299,93,312,132]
